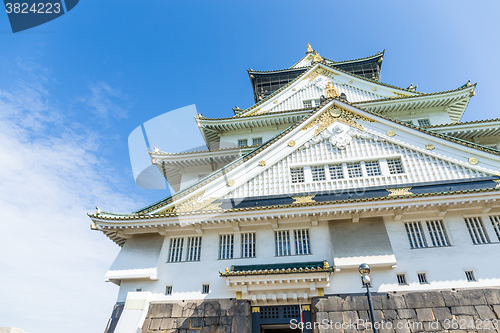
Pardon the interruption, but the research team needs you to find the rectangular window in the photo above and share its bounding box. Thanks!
[397,274,408,285]
[418,119,431,127]
[290,167,305,183]
[387,158,404,174]
[238,139,248,148]
[489,215,500,242]
[241,232,256,258]
[346,162,362,178]
[311,166,326,181]
[365,161,382,177]
[303,100,312,109]
[417,272,428,284]
[202,284,210,294]
[219,234,234,259]
[252,137,263,146]
[425,220,450,247]
[275,230,291,256]
[294,229,310,255]
[187,236,202,261]
[464,217,490,244]
[169,237,184,262]
[165,286,172,295]
[404,222,427,249]
[329,164,344,180]
[465,270,476,282]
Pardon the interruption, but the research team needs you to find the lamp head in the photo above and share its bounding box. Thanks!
[358,263,371,276]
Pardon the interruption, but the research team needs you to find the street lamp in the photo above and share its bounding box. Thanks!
[359,263,378,333]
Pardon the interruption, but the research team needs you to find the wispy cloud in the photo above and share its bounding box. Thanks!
[79,81,130,120]
[0,63,142,333]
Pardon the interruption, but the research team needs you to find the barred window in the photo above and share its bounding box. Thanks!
[237,139,247,148]
[489,215,500,242]
[187,236,202,261]
[425,220,449,247]
[169,237,184,262]
[417,272,428,284]
[202,284,210,294]
[464,217,490,244]
[275,230,291,256]
[397,274,407,285]
[311,166,326,181]
[418,119,431,127]
[252,137,262,146]
[387,158,404,174]
[241,232,256,258]
[404,222,427,249]
[465,270,476,282]
[303,100,312,109]
[346,162,362,178]
[290,167,304,183]
[294,229,310,255]
[219,234,234,259]
[165,286,172,295]
[365,161,382,177]
[329,164,344,179]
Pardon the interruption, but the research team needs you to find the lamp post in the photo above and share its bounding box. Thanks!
[359,263,378,333]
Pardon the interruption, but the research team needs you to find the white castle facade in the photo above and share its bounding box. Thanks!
[90,45,500,333]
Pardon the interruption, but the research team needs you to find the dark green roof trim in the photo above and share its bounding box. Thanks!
[232,261,327,272]
[220,261,332,276]
[424,118,500,129]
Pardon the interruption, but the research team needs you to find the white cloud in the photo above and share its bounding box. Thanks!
[79,81,130,120]
[0,64,142,333]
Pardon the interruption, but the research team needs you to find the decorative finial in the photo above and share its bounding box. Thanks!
[325,82,339,98]
[466,79,472,87]
[324,261,329,268]
[225,267,229,273]
[307,43,313,53]
[313,53,323,62]
[407,83,417,92]
[96,206,101,215]
[154,147,159,153]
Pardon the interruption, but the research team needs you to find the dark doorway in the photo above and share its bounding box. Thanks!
[261,324,295,332]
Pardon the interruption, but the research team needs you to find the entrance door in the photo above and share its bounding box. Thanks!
[261,324,296,332]
[252,305,312,333]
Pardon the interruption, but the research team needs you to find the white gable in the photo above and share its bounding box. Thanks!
[223,122,490,199]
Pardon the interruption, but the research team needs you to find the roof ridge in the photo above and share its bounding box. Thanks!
[424,117,500,128]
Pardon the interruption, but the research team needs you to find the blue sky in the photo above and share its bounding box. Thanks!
[0,1,499,332]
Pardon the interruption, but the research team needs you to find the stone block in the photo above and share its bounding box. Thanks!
[176,317,190,329]
[204,301,220,317]
[344,310,359,323]
[227,300,249,317]
[148,303,172,318]
[383,309,398,321]
[442,291,461,307]
[171,303,184,317]
[343,295,370,310]
[231,316,251,333]
[416,308,435,322]
[205,316,220,326]
[475,305,496,319]
[201,327,214,333]
[328,311,343,325]
[220,316,232,325]
[216,325,231,333]
[405,292,445,308]
[358,310,370,322]
[394,319,411,333]
[492,304,500,318]
[457,289,487,306]
[314,295,344,312]
[408,319,425,332]
[398,309,417,319]
[484,289,500,305]
[187,329,202,333]
[149,318,162,330]
[374,294,407,310]
[160,318,175,330]
[455,316,474,328]
[315,311,329,323]
[141,318,151,333]
[422,321,441,332]
[432,307,452,321]
[190,317,204,328]
[183,301,204,317]
[450,306,476,316]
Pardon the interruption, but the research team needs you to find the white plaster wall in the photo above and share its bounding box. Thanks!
[219,124,290,148]
[112,210,500,303]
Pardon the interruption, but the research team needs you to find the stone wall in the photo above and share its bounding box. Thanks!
[103,302,124,333]
[312,288,500,333]
[142,299,251,333]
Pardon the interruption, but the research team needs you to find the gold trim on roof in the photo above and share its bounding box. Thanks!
[325,82,339,98]
[252,307,260,313]
[393,91,411,97]
[292,195,316,204]
[307,43,313,53]
[387,187,413,196]
[426,144,435,150]
[302,105,374,135]
[158,190,221,214]
[494,180,500,188]
[313,53,323,62]
[469,157,479,165]
[304,67,340,82]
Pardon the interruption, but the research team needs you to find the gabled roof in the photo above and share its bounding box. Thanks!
[91,96,500,222]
